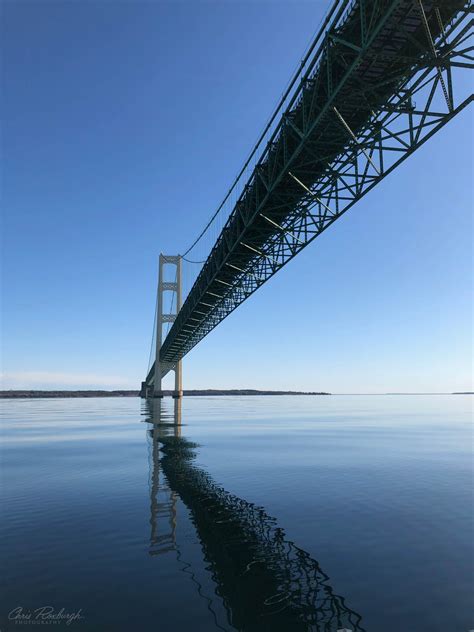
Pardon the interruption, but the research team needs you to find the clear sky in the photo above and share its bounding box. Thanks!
[2,0,472,393]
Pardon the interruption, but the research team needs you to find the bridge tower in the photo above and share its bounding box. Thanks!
[143,254,183,399]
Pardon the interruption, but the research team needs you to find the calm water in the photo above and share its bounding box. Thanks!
[0,395,472,631]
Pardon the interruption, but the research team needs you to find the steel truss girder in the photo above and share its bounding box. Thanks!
[152,0,472,369]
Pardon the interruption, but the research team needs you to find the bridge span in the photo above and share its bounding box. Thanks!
[142,0,473,398]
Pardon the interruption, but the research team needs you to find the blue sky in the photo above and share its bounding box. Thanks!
[2,0,472,393]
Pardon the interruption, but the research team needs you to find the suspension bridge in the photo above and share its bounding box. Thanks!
[141,0,473,398]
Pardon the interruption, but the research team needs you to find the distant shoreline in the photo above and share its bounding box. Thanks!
[0,390,470,399]
[0,389,332,399]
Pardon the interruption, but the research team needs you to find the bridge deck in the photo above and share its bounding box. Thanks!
[147,0,471,383]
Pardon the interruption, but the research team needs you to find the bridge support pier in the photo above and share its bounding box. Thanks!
[153,254,183,399]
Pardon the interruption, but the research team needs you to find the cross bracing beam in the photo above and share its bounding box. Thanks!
[146,0,472,380]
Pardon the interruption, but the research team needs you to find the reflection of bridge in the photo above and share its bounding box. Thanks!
[147,400,180,556]
[144,400,366,631]
[142,0,473,397]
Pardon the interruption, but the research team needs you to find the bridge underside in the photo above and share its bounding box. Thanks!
[146,0,472,385]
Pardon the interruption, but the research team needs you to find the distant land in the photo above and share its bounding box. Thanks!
[0,389,331,399]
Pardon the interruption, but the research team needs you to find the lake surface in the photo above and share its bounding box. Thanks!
[0,395,472,631]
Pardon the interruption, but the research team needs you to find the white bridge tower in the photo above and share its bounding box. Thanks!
[143,254,183,398]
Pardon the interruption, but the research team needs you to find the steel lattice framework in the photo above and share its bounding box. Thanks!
[146,0,473,382]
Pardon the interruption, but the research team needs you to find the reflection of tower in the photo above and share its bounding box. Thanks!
[143,399,366,631]
[147,398,181,432]
[147,399,181,556]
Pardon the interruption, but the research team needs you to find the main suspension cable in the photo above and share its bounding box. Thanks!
[147,292,158,372]
[180,0,344,258]
[181,254,207,264]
